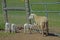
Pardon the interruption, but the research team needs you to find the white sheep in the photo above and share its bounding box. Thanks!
[24,23,34,33]
[5,22,10,32]
[11,24,16,33]
[29,13,49,36]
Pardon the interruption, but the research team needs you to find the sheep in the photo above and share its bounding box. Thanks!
[5,22,11,32]
[29,13,49,36]
[11,24,22,33]
[24,23,34,34]
[11,24,16,33]
[5,23,22,33]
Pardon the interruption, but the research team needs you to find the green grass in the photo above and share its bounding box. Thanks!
[0,0,4,30]
[0,31,15,37]
[7,11,27,24]
[48,13,60,27]
[0,0,60,30]
[6,0,25,7]
[30,0,59,2]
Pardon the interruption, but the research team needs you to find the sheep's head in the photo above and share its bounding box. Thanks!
[29,14,36,19]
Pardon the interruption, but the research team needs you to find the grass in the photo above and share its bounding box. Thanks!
[6,0,25,7]
[0,31,15,38]
[0,0,4,30]
[8,11,27,24]
[0,0,60,30]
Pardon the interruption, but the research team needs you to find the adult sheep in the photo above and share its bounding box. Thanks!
[29,13,49,36]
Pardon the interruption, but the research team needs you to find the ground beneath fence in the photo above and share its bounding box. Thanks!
[0,33,60,40]
[0,27,60,40]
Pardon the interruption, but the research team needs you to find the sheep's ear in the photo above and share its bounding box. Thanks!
[32,13,36,15]
[31,14,34,16]
[28,15,34,19]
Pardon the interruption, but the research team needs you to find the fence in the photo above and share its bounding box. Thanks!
[2,0,31,23]
[1,0,60,36]
[30,1,60,34]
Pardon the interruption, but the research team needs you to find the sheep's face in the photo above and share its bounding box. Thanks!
[28,14,35,19]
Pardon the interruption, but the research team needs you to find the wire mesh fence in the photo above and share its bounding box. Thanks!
[30,0,60,34]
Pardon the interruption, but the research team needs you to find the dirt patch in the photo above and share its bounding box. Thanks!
[0,32,60,40]
[0,27,60,40]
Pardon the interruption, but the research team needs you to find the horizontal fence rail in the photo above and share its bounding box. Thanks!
[31,10,60,13]
[2,0,30,23]
[3,7,25,11]
[30,2,60,13]
[31,2,60,5]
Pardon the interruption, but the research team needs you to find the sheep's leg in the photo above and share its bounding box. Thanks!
[27,28,29,33]
[29,27,32,34]
[45,22,49,36]
[37,25,41,33]
[24,26,26,33]
[41,26,44,36]
[44,22,49,36]
[40,25,44,36]
[41,23,46,36]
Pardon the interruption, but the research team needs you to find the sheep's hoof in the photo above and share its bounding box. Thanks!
[42,35,46,37]
[42,34,48,37]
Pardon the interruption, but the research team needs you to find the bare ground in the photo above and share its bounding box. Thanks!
[0,27,60,40]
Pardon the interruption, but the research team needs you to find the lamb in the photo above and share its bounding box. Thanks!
[11,24,23,33]
[5,22,11,32]
[29,13,49,36]
[24,23,35,33]
[11,24,16,33]
[5,23,22,33]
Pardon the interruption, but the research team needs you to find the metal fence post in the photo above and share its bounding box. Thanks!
[24,0,31,24]
[2,0,8,23]
[44,4,48,18]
